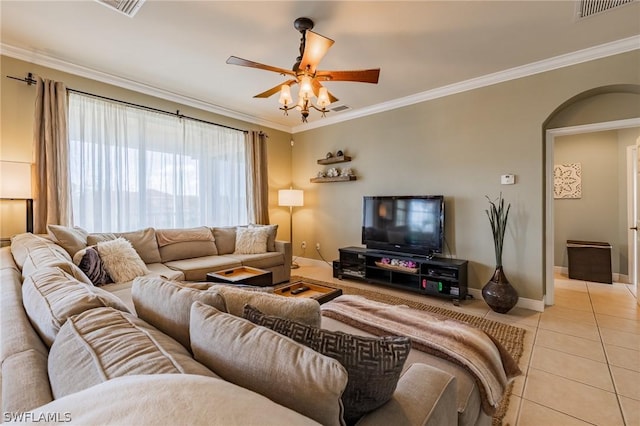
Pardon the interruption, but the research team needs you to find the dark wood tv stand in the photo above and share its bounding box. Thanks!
[337,246,468,305]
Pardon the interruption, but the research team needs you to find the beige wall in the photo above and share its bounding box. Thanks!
[554,129,639,275]
[0,55,293,241]
[293,51,640,301]
[2,51,639,301]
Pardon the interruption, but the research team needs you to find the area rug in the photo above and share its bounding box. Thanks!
[290,275,525,426]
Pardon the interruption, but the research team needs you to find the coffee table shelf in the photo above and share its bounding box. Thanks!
[206,266,272,287]
[274,281,342,305]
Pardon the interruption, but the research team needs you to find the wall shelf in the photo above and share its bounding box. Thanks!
[317,155,352,165]
[310,176,357,183]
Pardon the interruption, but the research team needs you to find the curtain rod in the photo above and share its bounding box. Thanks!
[5,73,249,134]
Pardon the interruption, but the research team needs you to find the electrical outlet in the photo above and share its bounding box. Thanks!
[316,243,321,251]
[301,241,307,249]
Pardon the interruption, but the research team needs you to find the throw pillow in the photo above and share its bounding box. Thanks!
[89,228,162,264]
[47,224,88,257]
[233,226,268,254]
[48,307,217,399]
[96,238,149,283]
[249,224,278,252]
[211,226,236,254]
[244,305,412,424]
[73,247,112,286]
[21,266,131,347]
[212,284,321,327]
[132,276,227,350]
[189,302,348,426]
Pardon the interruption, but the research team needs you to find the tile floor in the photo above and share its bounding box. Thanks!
[293,261,640,426]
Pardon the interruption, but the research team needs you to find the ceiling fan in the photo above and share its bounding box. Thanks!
[226,17,380,122]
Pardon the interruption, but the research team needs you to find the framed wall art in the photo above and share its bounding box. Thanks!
[554,163,582,199]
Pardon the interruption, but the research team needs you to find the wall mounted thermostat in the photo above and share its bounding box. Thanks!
[501,174,515,185]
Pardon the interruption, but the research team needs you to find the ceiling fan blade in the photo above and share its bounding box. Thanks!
[254,79,297,99]
[311,80,339,104]
[299,31,334,73]
[226,56,296,77]
[316,69,380,84]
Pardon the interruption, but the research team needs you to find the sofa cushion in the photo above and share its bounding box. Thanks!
[156,226,218,262]
[2,349,53,414]
[213,285,320,327]
[234,226,269,254]
[46,224,88,257]
[249,224,278,252]
[146,262,185,281]
[96,238,150,283]
[88,228,162,264]
[48,307,217,399]
[22,267,131,347]
[21,246,92,285]
[10,233,59,269]
[132,276,227,349]
[163,255,241,281]
[0,268,49,362]
[24,375,320,426]
[212,226,236,254]
[72,246,112,286]
[244,305,411,424]
[190,302,347,426]
[226,251,285,270]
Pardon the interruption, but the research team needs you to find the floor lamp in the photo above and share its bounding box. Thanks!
[278,188,304,269]
[0,161,34,233]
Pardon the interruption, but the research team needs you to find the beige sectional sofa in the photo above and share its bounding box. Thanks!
[40,224,292,307]
[0,229,503,426]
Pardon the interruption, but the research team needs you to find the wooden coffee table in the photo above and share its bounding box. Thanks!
[274,281,342,305]
[206,266,273,287]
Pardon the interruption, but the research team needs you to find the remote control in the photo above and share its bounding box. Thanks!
[291,286,310,295]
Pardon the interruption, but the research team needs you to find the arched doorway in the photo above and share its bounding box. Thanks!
[543,85,640,306]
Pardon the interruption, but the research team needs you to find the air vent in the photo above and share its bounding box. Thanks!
[96,0,146,17]
[577,0,634,18]
[330,105,351,113]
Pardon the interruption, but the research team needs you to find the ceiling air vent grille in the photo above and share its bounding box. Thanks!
[331,105,351,113]
[96,0,146,17]
[577,0,634,18]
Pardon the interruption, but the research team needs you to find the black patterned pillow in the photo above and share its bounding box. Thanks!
[73,247,112,286]
[243,304,411,424]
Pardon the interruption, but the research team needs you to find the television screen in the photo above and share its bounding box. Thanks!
[362,195,444,256]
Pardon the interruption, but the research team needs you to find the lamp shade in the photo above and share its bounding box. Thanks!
[0,161,32,199]
[278,189,304,207]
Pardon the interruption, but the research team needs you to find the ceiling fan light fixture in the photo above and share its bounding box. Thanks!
[278,85,293,106]
[298,75,314,100]
[317,87,330,108]
[227,17,379,123]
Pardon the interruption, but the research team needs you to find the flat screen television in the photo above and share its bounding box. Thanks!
[362,195,444,257]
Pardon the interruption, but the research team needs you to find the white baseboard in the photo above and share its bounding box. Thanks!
[554,266,630,284]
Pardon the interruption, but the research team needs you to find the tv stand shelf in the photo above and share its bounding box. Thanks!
[338,246,468,305]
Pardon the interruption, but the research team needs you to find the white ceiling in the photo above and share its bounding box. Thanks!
[1,1,639,133]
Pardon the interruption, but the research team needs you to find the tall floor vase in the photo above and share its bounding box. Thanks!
[482,266,518,314]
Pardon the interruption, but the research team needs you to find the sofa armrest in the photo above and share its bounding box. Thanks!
[274,240,292,274]
[356,363,457,426]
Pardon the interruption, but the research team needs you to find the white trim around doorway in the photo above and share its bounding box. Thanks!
[545,118,640,307]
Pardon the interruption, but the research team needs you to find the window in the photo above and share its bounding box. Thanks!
[68,93,248,232]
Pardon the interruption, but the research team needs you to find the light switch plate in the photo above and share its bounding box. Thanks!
[501,174,515,185]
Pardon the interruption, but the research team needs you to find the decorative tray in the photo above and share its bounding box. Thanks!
[374,261,419,274]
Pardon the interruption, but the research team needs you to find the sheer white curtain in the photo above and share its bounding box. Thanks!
[68,93,247,232]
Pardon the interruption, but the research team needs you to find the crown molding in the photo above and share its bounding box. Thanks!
[0,43,291,133]
[3,35,638,136]
[293,35,640,133]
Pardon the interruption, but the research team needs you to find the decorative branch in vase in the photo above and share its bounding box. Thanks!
[482,193,518,314]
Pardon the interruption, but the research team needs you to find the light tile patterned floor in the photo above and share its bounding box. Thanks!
[294,261,640,426]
